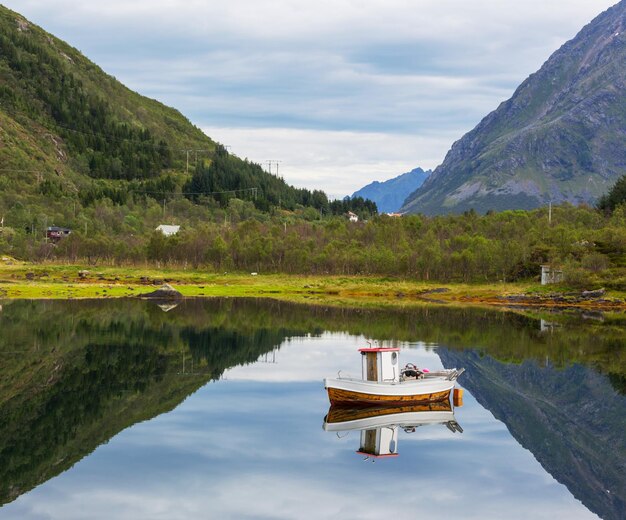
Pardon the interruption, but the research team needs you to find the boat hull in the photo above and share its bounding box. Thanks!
[324,377,455,407]
[323,403,455,431]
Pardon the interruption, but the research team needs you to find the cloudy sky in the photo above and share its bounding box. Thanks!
[3,0,618,198]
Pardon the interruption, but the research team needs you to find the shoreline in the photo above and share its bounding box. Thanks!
[1,264,624,311]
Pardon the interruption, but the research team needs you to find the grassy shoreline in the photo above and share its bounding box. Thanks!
[1,261,625,310]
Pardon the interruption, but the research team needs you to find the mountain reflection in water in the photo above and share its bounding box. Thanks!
[0,298,624,519]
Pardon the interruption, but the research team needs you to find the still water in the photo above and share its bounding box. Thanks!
[0,298,624,519]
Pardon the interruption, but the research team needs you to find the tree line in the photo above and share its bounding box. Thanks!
[2,198,624,288]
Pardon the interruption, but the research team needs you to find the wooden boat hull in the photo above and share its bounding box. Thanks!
[323,403,455,432]
[326,401,452,424]
[324,377,455,407]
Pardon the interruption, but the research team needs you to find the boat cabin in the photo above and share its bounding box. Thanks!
[359,346,400,383]
[358,426,399,459]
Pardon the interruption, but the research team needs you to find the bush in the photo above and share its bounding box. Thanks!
[563,264,594,289]
[581,252,609,273]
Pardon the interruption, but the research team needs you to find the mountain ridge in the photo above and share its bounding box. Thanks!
[402,0,626,215]
[351,167,430,213]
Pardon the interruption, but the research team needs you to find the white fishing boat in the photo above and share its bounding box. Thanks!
[323,402,463,459]
[324,345,464,407]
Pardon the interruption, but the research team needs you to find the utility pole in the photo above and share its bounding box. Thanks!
[194,149,209,166]
[265,160,282,175]
[548,201,552,225]
[182,150,192,175]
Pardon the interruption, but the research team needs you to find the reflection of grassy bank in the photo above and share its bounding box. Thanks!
[1,263,625,310]
[0,299,303,506]
[1,298,624,506]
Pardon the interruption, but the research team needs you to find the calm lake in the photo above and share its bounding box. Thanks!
[0,298,624,520]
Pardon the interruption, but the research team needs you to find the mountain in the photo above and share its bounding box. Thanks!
[351,167,430,213]
[439,348,626,520]
[402,1,626,215]
[0,5,344,218]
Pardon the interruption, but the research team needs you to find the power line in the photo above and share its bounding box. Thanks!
[131,187,259,197]
[265,160,282,175]
[0,168,42,173]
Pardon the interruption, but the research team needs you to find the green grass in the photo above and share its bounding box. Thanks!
[1,262,624,310]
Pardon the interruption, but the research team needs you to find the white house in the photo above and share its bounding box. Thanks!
[347,211,359,222]
[156,224,180,237]
[541,264,563,285]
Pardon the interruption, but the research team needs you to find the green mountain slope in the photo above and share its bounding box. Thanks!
[0,6,211,183]
[402,1,626,215]
[0,5,350,221]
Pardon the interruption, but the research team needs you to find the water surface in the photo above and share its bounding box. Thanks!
[0,299,624,519]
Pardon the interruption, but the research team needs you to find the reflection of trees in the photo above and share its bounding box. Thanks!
[2,343,169,503]
[181,327,305,379]
[0,299,310,507]
[0,298,624,507]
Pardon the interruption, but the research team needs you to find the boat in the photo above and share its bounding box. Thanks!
[323,401,459,432]
[324,345,464,407]
[323,402,463,459]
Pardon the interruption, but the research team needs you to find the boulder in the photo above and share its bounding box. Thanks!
[140,283,183,299]
[581,288,606,298]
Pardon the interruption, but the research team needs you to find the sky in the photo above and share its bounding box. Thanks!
[2,0,619,198]
[2,334,601,519]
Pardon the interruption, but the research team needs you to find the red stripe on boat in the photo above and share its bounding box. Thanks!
[356,451,399,458]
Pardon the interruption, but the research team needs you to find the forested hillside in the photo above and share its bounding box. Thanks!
[0,5,375,236]
[1,203,619,290]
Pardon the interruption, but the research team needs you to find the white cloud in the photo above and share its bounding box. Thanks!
[202,126,458,198]
[3,0,618,196]
[223,333,444,381]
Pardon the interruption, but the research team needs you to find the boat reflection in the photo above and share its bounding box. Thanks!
[323,401,463,459]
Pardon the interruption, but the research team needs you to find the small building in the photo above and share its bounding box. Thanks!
[347,211,359,223]
[46,226,71,242]
[386,213,403,218]
[541,265,564,285]
[156,224,180,237]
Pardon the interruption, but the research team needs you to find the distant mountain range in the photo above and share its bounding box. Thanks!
[402,0,626,215]
[351,167,430,213]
